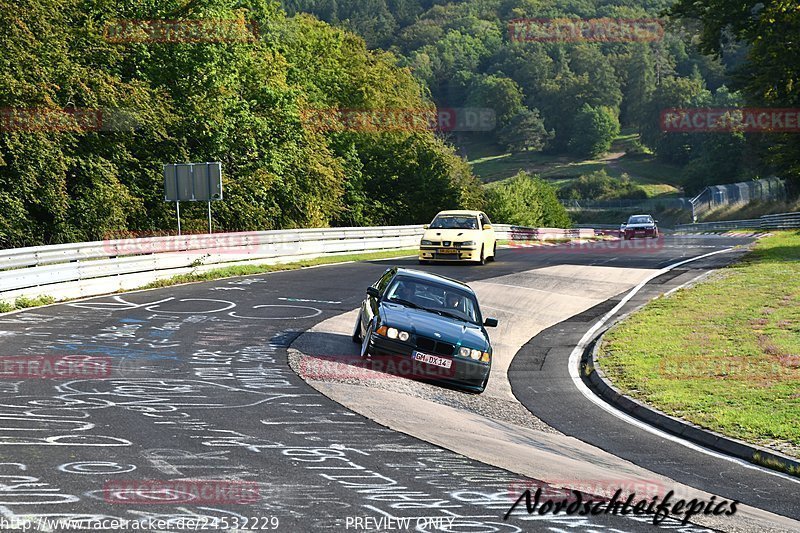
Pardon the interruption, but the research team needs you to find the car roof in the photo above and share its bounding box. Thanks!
[629,214,653,218]
[393,268,474,293]
[434,210,482,217]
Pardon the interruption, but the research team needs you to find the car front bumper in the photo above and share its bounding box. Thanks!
[419,246,480,262]
[367,334,490,391]
[624,228,657,238]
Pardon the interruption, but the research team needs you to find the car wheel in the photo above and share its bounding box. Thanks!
[360,322,373,359]
[489,242,497,261]
[351,310,363,343]
[478,246,486,265]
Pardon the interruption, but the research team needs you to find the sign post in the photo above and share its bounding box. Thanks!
[163,162,223,235]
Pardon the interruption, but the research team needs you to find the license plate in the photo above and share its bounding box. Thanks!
[413,351,452,369]
[438,248,458,254]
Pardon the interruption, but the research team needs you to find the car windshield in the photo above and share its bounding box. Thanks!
[628,216,653,224]
[429,215,479,230]
[384,277,480,324]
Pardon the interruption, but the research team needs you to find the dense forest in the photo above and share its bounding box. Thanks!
[0,0,490,247]
[285,0,799,193]
[1,0,797,247]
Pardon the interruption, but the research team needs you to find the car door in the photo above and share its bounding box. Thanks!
[362,268,394,334]
[480,213,495,253]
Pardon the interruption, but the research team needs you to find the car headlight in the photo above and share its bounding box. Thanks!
[461,241,476,246]
[421,239,433,245]
[376,326,410,342]
[459,347,489,360]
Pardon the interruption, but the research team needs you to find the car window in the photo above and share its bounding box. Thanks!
[375,269,394,293]
[429,215,479,230]
[628,216,653,224]
[480,214,491,227]
[441,289,479,323]
[385,277,480,324]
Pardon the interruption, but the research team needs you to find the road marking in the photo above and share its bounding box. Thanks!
[567,247,800,485]
[279,297,342,305]
[229,305,322,320]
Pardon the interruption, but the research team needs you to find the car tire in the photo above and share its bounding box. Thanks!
[351,310,363,343]
[478,246,486,266]
[489,243,497,261]
[360,322,373,359]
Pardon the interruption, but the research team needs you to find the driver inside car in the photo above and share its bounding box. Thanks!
[393,282,415,304]
[446,293,463,311]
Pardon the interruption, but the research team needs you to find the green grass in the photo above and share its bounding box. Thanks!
[469,150,567,183]
[138,248,417,289]
[597,231,800,459]
[461,135,684,198]
[0,295,56,313]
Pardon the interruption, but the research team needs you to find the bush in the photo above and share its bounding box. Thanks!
[486,172,571,227]
[559,170,648,201]
[625,139,650,156]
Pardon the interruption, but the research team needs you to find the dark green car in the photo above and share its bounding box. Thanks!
[352,267,497,393]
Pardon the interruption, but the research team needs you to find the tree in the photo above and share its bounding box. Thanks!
[623,44,656,128]
[465,74,525,126]
[568,105,621,158]
[498,108,553,154]
[670,0,800,192]
[640,76,711,164]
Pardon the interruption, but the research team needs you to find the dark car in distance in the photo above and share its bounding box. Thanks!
[352,267,497,393]
[621,214,659,240]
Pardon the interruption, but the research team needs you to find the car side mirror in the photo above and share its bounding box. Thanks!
[621,223,627,226]
[483,224,492,230]
[423,224,429,230]
[655,220,659,223]
[366,287,380,298]
[484,317,498,327]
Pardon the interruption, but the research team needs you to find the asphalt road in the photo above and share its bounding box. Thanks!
[0,233,794,532]
[507,243,800,521]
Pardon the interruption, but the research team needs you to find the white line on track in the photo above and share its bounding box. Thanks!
[567,247,800,485]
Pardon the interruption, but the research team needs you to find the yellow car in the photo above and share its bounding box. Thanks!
[419,210,497,265]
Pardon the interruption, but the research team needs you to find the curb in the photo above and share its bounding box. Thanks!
[583,326,800,478]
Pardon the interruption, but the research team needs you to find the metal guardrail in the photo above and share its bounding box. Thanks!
[675,211,800,232]
[0,224,594,303]
[575,223,623,230]
[760,212,800,229]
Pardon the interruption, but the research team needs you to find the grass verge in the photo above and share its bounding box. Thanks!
[701,199,800,222]
[138,248,417,289]
[0,295,57,313]
[597,231,800,460]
